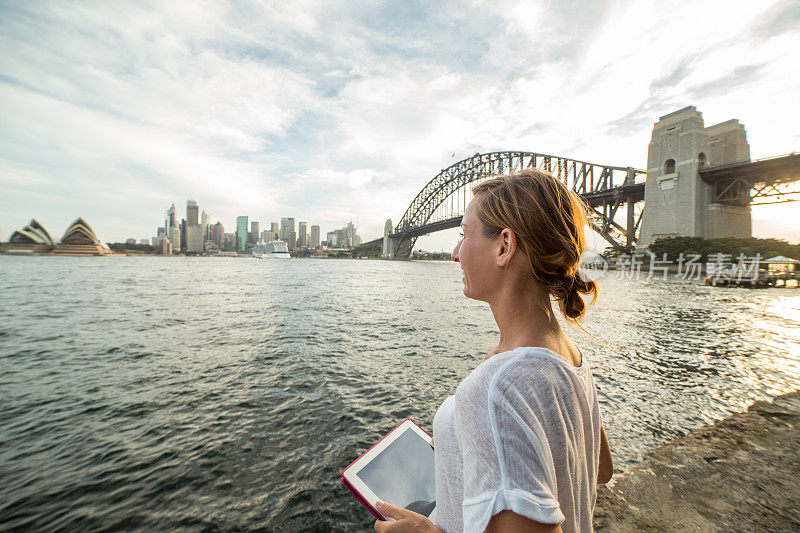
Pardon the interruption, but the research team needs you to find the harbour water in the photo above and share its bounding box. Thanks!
[1,256,799,531]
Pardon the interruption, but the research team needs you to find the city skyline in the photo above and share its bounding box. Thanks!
[145,197,352,254]
[1,2,799,249]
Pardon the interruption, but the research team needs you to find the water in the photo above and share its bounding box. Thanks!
[1,256,798,531]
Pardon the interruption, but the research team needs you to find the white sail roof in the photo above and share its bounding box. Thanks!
[9,219,55,245]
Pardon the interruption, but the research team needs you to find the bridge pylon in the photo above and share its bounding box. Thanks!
[638,106,751,249]
[382,219,397,259]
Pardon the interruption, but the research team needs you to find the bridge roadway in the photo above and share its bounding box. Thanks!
[699,152,800,205]
[360,181,645,249]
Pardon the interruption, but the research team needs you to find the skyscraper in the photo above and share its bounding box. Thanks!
[201,210,210,240]
[210,222,224,246]
[187,200,198,226]
[169,226,180,252]
[288,231,297,250]
[180,219,187,251]
[345,221,356,247]
[310,225,320,248]
[249,221,260,244]
[187,225,203,254]
[280,218,295,242]
[236,216,248,253]
[298,222,307,248]
[166,204,176,232]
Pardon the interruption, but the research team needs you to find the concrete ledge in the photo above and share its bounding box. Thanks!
[594,390,800,532]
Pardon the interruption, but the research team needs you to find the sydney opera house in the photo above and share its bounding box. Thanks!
[0,218,112,256]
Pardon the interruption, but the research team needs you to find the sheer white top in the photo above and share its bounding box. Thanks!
[432,346,602,533]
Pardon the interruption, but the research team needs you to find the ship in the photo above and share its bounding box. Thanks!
[252,240,291,259]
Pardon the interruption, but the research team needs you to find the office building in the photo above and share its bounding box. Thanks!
[327,221,361,248]
[327,231,337,247]
[310,225,320,248]
[187,225,203,254]
[270,222,279,240]
[236,216,248,253]
[166,204,177,232]
[201,210,210,240]
[169,227,180,252]
[249,221,260,244]
[210,222,224,246]
[180,219,187,251]
[298,222,307,248]
[344,221,356,247]
[222,233,236,251]
[187,200,198,226]
[280,217,295,242]
[288,231,297,250]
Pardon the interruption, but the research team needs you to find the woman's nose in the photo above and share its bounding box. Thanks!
[451,242,460,262]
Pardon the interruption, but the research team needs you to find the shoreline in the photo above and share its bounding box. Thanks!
[594,389,800,531]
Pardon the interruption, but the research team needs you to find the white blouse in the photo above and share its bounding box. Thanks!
[432,346,602,533]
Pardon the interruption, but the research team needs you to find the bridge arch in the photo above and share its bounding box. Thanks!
[388,151,645,259]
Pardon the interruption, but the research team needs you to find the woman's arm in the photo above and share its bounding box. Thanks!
[487,511,562,532]
[482,425,611,532]
[598,425,613,484]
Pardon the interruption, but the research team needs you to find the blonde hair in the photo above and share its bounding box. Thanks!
[471,168,600,325]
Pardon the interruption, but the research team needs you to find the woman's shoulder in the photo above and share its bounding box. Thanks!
[456,347,578,406]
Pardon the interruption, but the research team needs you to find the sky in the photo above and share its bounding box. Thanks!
[1,0,799,250]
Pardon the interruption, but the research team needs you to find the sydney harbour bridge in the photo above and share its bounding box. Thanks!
[363,106,800,259]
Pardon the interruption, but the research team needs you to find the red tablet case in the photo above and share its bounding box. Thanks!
[341,418,433,521]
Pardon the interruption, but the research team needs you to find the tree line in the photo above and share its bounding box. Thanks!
[605,236,800,263]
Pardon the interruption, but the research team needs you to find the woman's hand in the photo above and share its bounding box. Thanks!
[373,500,442,533]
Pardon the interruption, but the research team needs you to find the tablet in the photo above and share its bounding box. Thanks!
[342,419,436,522]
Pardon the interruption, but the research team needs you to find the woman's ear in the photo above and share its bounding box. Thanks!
[496,228,515,267]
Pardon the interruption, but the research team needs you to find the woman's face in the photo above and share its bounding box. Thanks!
[451,196,502,302]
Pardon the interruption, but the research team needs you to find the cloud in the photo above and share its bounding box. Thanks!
[1,0,799,248]
[751,0,800,38]
[686,63,767,99]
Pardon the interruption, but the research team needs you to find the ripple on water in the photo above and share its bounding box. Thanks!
[0,256,799,530]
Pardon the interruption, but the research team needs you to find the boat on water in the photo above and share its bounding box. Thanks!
[252,240,291,259]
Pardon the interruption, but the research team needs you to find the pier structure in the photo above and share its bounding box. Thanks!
[705,254,800,288]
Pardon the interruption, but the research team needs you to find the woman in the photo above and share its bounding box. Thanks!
[375,169,613,533]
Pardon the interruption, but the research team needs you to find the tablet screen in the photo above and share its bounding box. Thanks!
[356,427,436,517]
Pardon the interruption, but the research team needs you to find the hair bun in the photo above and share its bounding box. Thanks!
[558,274,598,321]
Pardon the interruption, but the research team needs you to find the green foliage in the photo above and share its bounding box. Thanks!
[646,236,800,263]
[411,250,452,260]
[106,242,155,254]
[602,245,635,258]
[351,243,382,258]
